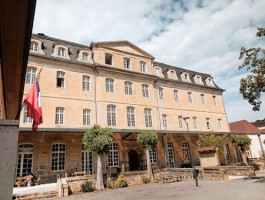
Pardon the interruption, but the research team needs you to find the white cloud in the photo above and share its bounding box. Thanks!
[33,0,265,122]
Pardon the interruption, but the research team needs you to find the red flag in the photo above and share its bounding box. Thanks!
[24,78,43,131]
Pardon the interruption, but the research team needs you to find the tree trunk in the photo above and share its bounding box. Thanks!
[146,149,154,181]
[96,154,104,190]
[241,150,249,166]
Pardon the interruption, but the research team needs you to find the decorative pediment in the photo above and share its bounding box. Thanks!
[122,133,138,142]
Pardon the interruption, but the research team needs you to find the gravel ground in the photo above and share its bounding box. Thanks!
[43,176,265,200]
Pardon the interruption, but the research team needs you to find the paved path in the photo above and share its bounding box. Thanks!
[13,183,57,196]
[43,177,265,200]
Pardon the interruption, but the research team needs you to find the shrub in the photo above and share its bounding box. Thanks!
[114,173,128,188]
[81,181,94,192]
[250,162,260,171]
[104,178,113,188]
[235,162,247,166]
[141,175,150,184]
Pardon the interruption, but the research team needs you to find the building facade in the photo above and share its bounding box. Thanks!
[18,34,236,182]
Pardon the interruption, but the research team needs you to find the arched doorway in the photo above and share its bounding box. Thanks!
[129,150,138,171]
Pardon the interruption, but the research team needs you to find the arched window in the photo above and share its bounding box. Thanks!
[124,81,133,95]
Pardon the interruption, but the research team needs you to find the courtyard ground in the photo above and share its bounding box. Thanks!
[42,176,265,200]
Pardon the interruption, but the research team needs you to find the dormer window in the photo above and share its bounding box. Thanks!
[156,68,160,76]
[58,47,65,57]
[197,76,201,83]
[184,73,188,80]
[171,71,174,78]
[123,58,130,69]
[209,79,213,85]
[30,42,38,51]
[82,52,89,61]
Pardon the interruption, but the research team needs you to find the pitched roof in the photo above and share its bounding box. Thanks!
[229,120,260,133]
[197,146,216,152]
[260,129,265,133]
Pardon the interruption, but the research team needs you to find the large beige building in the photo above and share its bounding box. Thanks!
[18,34,236,182]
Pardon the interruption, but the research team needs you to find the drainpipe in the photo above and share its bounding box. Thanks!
[258,134,265,159]
[91,52,98,124]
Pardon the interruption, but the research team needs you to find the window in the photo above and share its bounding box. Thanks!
[174,90,179,102]
[30,42,38,51]
[144,108,152,127]
[82,144,93,174]
[58,47,65,57]
[206,118,210,129]
[107,105,116,126]
[193,117,197,129]
[197,76,201,84]
[167,142,175,168]
[127,107,135,127]
[16,144,34,177]
[182,141,190,162]
[82,52,89,61]
[83,76,90,91]
[109,143,119,167]
[188,92,192,104]
[83,109,91,126]
[23,105,33,123]
[26,67,37,84]
[105,53,113,65]
[213,96,217,106]
[171,71,174,78]
[156,68,160,75]
[225,144,231,164]
[200,94,205,105]
[159,88,164,100]
[184,73,188,80]
[218,119,223,129]
[142,84,149,98]
[106,78,114,93]
[140,61,147,72]
[51,144,65,171]
[57,71,65,88]
[124,81,133,95]
[162,114,167,128]
[123,58,130,69]
[55,107,64,125]
[209,79,213,85]
[150,151,158,164]
[178,116,183,128]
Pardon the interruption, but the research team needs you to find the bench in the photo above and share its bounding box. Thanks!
[162,175,183,183]
[14,176,33,187]
[34,175,41,185]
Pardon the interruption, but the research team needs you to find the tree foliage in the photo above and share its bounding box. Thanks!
[196,133,227,149]
[82,124,113,154]
[231,135,251,151]
[238,27,265,111]
[137,131,158,151]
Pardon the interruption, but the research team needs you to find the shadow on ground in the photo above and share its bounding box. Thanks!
[243,176,265,183]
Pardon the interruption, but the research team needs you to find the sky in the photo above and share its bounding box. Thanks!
[33,0,265,123]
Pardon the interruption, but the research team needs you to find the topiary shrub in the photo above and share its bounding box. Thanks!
[141,175,150,184]
[114,173,128,188]
[81,181,94,192]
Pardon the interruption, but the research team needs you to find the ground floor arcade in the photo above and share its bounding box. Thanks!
[16,131,238,182]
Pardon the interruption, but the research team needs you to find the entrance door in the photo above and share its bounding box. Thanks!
[129,150,138,171]
[16,144,34,177]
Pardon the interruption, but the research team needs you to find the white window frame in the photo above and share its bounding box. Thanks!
[213,96,217,106]
[127,107,136,127]
[188,92,192,104]
[58,47,66,57]
[16,144,34,177]
[167,142,175,168]
[23,105,33,124]
[107,105,116,126]
[156,68,160,76]
[182,141,190,162]
[170,71,174,78]
[174,90,179,102]
[178,116,183,128]
[200,94,205,105]
[109,143,119,167]
[82,144,93,174]
[140,61,147,72]
[125,81,133,95]
[106,78,114,93]
[150,151,158,164]
[123,58,131,69]
[26,67,37,84]
[83,109,91,126]
[193,117,197,129]
[144,108,152,127]
[162,114,167,128]
[142,84,149,98]
[55,107,64,125]
[159,88,164,100]
[206,118,211,129]
[197,76,201,84]
[30,42,38,51]
[82,52,89,62]
[56,71,65,88]
[83,76,90,91]
[51,144,66,171]
[218,119,223,130]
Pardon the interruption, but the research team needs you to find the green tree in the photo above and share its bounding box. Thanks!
[231,135,252,166]
[196,133,227,150]
[82,124,113,190]
[137,131,158,181]
[238,27,265,111]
